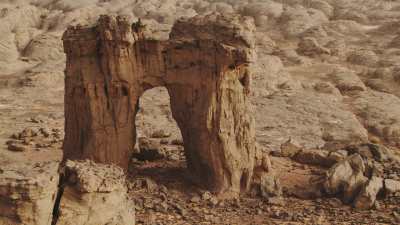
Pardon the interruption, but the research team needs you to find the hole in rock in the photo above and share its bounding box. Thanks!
[130,87,196,194]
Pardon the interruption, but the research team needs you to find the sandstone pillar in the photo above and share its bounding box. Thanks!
[165,15,257,194]
[62,16,159,170]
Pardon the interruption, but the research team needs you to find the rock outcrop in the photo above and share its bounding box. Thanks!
[63,14,270,195]
[0,162,59,225]
[323,143,400,209]
[324,154,368,203]
[54,160,135,225]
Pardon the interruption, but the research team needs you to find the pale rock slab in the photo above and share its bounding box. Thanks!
[55,160,135,225]
[0,162,59,225]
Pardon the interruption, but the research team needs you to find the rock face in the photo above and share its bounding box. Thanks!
[0,162,59,225]
[63,14,267,195]
[55,160,135,225]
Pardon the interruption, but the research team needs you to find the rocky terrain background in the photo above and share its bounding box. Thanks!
[1,0,400,224]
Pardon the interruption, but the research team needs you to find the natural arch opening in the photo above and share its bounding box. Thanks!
[130,87,200,196]
[133,87,184,163]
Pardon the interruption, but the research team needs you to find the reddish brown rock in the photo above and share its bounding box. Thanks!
[62,14,269,195]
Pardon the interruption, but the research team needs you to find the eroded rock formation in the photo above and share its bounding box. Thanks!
[55,160,134,225]
[0,162,59,225]
[63,14,269,195]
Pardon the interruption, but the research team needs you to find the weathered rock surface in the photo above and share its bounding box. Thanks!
[324,154,368,203]
[0,162,59,225]
[323,142,400,209]
[350,90,400,146]
[353,176,383,209]
[384,179,400,195]
[329,68,366,93]
[253,89,368,151]
[297,37,330,57]
[63,14,269,196]
[55,160,135,225]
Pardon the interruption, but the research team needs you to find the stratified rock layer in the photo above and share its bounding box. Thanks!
[63,14,265,195]
[0,162,59,225]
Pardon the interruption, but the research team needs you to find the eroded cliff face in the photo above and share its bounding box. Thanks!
[62,14,266,195]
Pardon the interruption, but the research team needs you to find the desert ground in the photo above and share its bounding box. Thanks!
[1,0,400,224]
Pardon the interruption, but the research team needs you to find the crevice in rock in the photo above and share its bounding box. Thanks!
[51,174,65,225]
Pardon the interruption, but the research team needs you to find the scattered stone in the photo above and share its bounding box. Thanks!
[327,150,348,163]
[28,117,44,123]
[209,196,219,206]
[133,137,166,161]
[268,197,285,206]
[151,129,171,138]
[201,191,212,201]
[260,173,282,198]
[347,49,379,66]
[297,37,330,57]
[19,128,37,139]
[144,178,158,193]
[324,154,368,203]
[0,162,59,225]
[293,149,336,167]
[330,68,366,93]
[393,212,400,223]
[280,139,302,157]
[173,203,187,216]
[170,138,184,146]
[366,143,393,163]
[39,127,51,138]
[7,141,29,152]
[190,196,201,203]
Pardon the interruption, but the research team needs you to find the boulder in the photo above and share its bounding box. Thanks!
[293,149,337,167]
[324,154,368,203]
[151,129,171,138]
[134,137,166,161]
[280,139,302,157]
[347,49,379,66]
[353,176,383,209]
[384,179,400,195]
[260,173,282,199]
[55,160,135,225]
[329,68,366,93]
[297,37,331,57]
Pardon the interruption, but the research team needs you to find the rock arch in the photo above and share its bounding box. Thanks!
[62,14,269,195]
